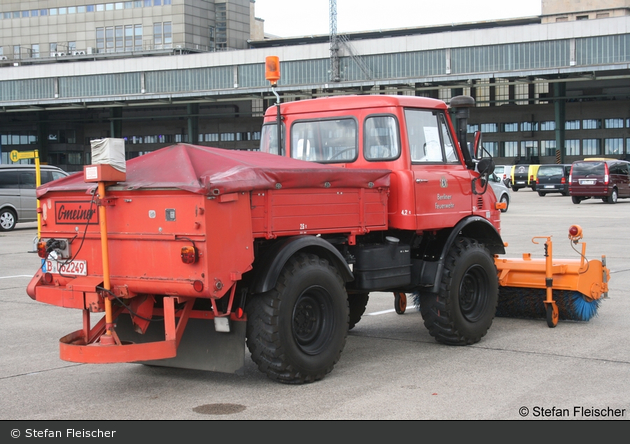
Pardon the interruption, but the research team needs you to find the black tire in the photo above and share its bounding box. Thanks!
[605,188,618,204]
[418,237,498,346]
[538,191,546,197]
[512,186,519,192]
[499,194,509,212]
[571,196,582,204]
[245,252,348,384]
[348,292,369,330]
[0,209,17,231]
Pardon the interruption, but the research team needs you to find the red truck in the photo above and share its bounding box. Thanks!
[26,91,608,383]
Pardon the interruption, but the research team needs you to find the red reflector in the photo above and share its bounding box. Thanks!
[193,280,204,292]
[236,307,244,319]
[43,273,53,284]
[181,246,197,264]
[569,226,579,236]
[37,241,48,259]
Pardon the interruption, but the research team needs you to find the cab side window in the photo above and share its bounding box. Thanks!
[291,118,357,163]
[406,109,458,164]
[363,116,400,161]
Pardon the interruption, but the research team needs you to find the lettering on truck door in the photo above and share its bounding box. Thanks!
[406,109,473,231]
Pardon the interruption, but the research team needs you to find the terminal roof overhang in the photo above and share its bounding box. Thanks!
[2,15,630,113]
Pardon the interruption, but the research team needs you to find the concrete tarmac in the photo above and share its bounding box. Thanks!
[1,189,628,421]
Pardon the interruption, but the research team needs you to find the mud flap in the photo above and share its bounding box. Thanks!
[114,314,246,375]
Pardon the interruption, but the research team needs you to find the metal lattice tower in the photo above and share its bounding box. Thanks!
[329,0,340,82]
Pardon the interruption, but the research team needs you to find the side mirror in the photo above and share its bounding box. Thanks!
[477,157,495,177]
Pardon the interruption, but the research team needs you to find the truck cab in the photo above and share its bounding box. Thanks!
[259,95,502,234]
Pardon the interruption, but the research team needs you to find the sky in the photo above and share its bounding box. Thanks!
[254,0,543,38]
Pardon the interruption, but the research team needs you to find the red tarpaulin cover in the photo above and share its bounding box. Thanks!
[38,144,391,198]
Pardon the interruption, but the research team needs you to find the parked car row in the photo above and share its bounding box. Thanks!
[492,158,630,204]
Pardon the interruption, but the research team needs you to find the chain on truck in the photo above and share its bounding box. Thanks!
[26,56,610,384]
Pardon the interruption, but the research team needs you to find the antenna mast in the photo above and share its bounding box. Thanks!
[329,0,340,82]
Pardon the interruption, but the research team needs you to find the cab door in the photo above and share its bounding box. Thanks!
[405,109,473,231]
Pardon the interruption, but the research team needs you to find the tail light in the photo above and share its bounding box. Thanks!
[181,246,198,264]
[604,164,610,185]
[37,241,48,259]
[561,177,566,184]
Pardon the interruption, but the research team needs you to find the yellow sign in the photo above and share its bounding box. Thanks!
[10,150,38,162]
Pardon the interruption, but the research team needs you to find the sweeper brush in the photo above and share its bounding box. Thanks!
[494,225,610,327]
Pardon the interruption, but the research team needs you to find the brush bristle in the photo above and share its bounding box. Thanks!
[413,288,601,322]
[496,287,601,321]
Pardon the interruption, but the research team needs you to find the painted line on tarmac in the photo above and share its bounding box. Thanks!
[0,275,33,279]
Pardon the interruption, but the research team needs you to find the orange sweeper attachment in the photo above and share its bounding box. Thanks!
[494,225,609,328]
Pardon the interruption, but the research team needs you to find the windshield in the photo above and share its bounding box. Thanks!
[537,166,564,177]
[572,162,605,176]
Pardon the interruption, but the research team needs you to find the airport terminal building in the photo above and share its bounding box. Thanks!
[1,0,630,170]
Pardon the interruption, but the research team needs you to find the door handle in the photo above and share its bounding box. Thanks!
[415,178,428,183]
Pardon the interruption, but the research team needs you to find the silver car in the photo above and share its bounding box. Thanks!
[488,172,510,213]
[0,164,69,231]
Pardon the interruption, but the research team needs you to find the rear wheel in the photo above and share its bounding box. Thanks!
[245,252,348,384]
[571,196,582,204]
[418,237,498,345]
[348,292,369,330]
[538,191,546,197]
[605,188,618,204]
[0,209,17,231]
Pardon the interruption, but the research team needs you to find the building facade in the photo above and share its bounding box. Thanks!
[1,1,630,170]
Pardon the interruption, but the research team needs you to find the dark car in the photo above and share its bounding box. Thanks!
[535,164,571,196]
[569,158,630,204]
[511,164,540,191]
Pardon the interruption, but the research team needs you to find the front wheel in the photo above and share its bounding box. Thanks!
[245,252,348,384]
[418,237,498,345]
[0,209,17,231]
[500,195,509,212]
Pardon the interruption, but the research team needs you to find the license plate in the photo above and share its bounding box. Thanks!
[44,259,87,276]
[580,179,596,185]
[544,185,555,189]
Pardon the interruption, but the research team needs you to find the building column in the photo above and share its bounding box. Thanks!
[553,82,566,164]
[110,107,123,138]
[37,112,49,163]
[188,104,199,144]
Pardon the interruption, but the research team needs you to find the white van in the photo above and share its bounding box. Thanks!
[0,164,69,231]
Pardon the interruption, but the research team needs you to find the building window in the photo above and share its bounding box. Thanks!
[604,118,624,129]
[504,141,518,157]
[106,27,114,52]
[540,121,555,131]
[116,26,124,52]
[135,25,143,50]
[502,123,518,132]
[482,141,498,157]
[540,140,557,156]
[154,23,163,48]
[582,119,601,129]
[125,25,134,51]
[96,28,105,52]
[565,120,580,130]
[31,44,40,58]
[480,123,497,133]
[565,139,580,156]
[467,124,479,134]
[582,139,600,155]
[520,122,538,132]
[604,138,624,155]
